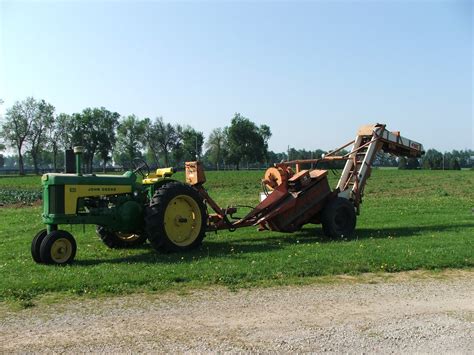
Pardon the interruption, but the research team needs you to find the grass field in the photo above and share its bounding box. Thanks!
[0,169,472,306]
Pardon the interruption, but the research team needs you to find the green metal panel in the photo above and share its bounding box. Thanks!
[48,185,65,214]
[42,171,137,187]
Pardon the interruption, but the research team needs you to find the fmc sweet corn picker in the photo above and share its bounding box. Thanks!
[32,124,423,264]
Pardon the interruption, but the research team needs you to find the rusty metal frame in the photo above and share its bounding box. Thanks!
[190,122,423,235]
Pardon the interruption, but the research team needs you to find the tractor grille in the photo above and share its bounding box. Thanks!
[49,185,65,214]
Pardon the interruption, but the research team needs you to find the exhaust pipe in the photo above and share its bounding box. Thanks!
[73,146,84,176]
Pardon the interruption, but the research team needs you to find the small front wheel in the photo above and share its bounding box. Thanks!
[31,229,47,263]
[39,230,77,265]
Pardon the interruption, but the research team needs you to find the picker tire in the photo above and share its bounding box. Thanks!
[146,181,207,252]
[31,229,47,263]
[39,230,77,265]
[95,226,148,249]
[321,197,356,239]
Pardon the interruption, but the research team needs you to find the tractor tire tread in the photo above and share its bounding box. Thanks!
[31,229,47,263]
[146,181,207,252]
[95,226,147,249]
[321,197,357,239]
[39,230,77,265]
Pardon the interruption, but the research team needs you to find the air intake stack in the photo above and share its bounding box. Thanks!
[73,146,85,176]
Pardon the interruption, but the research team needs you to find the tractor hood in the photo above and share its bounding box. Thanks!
[41,171,137,186]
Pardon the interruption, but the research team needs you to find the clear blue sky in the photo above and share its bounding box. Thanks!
[1,0,472,153]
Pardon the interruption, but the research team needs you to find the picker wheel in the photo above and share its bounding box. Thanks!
[146,181,207,252]
[39,230,77,265]
[321,197,356,239]
[31,229,47,263]
[95,226,148,248]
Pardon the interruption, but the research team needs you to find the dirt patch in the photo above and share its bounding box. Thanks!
[1,270,473,353]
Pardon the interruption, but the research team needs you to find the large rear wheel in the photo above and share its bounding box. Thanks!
[321,197,356,239]
[146,182,207,252]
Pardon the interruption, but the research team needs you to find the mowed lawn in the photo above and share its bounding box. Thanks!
[0,169,472,305]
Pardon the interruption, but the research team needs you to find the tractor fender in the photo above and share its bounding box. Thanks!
[145,178,181,202]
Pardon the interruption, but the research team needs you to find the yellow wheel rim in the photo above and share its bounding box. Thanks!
[116,232,141,243]
[51,238,73,263]
[164,195,202,246]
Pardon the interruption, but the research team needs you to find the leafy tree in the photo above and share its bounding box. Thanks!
[422,154,433,169]
[259,124,272,161]
[419,149,473,170]
[48,113,71,172]
[67,111,94,172]
[0,97,37,175]
[443,152,453,170]
[96,108,120,172]
[3,154,16,168]
[457,150,474,168]
[38,150,56,169]
[143,118,159,166]
[374,152,398,167]
[145,117,181,167]
[398,156,407,170]
[29,100,55,174]
[205,127,228,170]
[421,149,443,170]
[178,126,204,163]
[81,108,101,172]
[406,157,420,170]
[266,150,287,165]
[68,112,85,147]
[0,143,5,168]
[287,148,314,161]
[226,113,270,169]
[450,158,461,170]
[115,115,146,168]
[67,108,119,172]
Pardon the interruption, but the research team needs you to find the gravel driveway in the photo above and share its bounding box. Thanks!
[1,270,473,353]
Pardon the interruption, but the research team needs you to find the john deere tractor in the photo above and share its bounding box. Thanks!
[32,146,207,264]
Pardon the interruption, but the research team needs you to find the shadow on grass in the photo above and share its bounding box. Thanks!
[228,222,474,243]
[74,222,473,266]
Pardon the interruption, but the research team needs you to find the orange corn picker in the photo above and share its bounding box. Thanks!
[33,123,423,264]
[190,123,424,238]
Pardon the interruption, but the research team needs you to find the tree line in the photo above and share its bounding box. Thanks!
[377,150,473,170]
[0,97,472,174]
[0,97,273,174]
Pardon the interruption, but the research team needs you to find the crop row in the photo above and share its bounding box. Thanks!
[0,189,42,205]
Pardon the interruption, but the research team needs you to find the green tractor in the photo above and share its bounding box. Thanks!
[32,146,207,265]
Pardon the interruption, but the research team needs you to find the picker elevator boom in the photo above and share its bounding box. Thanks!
[336,123,424,209]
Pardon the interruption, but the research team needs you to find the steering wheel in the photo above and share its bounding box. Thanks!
[131,158,150,178]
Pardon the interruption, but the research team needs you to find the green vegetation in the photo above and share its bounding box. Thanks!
[0,176,42,205]
[0,169,472,306]
[0,189,42,205]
